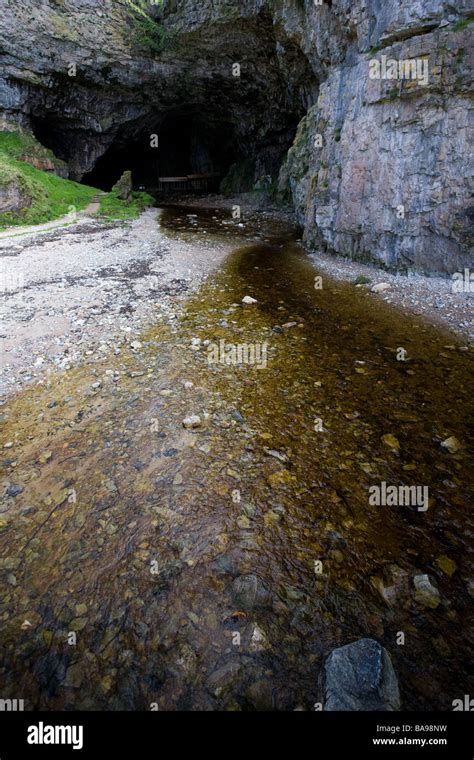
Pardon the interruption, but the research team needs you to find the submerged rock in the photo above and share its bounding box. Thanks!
[6,484,23,497]
[323,638,401,711]
[413,574,440,609]
[231,574,271,611]
[440,436,461,454]
[245,679,275,710]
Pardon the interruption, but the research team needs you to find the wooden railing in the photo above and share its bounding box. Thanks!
[156,173,221,192]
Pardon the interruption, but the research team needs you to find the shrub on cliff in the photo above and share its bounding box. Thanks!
[125,0,174,55]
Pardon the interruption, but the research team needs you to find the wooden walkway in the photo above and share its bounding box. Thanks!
[156,173,221,192]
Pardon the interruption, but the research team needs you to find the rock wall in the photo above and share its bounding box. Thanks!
[0,0,472,272]
[280,2,474,273]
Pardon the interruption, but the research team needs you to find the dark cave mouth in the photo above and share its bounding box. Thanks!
[31,104,306,197]
[82,115,241,193]
[32,112,243,193]
[27,6,320,199]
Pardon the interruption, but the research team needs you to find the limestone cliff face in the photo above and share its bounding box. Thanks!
[279,1,474,273]
[0,0,472,272]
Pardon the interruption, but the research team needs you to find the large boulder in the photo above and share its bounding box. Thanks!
[112,170,133,202]
[322,638,401,711]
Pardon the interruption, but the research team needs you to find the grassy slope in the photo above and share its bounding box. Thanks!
[0,131,97,228]
[0,130,154,229]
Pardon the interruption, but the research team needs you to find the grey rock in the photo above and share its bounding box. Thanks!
[6,484,23,497]
[112,170,133,202]
[323,638,401,711]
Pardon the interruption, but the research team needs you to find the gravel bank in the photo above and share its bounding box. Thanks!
[308,250,473,343]
[0,209,234,398]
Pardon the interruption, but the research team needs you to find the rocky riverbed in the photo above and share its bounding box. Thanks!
[1,200,471,402]
[0,203,472,710]
[0,209,235,397]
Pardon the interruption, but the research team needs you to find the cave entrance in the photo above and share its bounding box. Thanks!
[81,112,240,194]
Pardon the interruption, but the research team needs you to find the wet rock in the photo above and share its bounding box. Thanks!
[413,574,440,609]
[381,434,400,452]
[249,622,269,652]
[231,574,271,610]
[65,662,84,689]
[182,415,202,429]
[243,503,257,518]
[176,643,198,676]
[212,554,236,576]
[245,679,275,710]
[207,659,242,698]
[264,448,288,463]
[267,469,294,488]
[323,638,400,711]
[6,484,23,497]
[440,436,461,454]
[372,565,409,607]
[263,510,281,526]
[435,555,457,577]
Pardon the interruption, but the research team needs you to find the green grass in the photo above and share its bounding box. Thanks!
[124,0,174,55]
[0,130,65,167]
[97,190,154,221]
[0,130,154,230]
[0,129,99,229]
[451,17,474,32]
